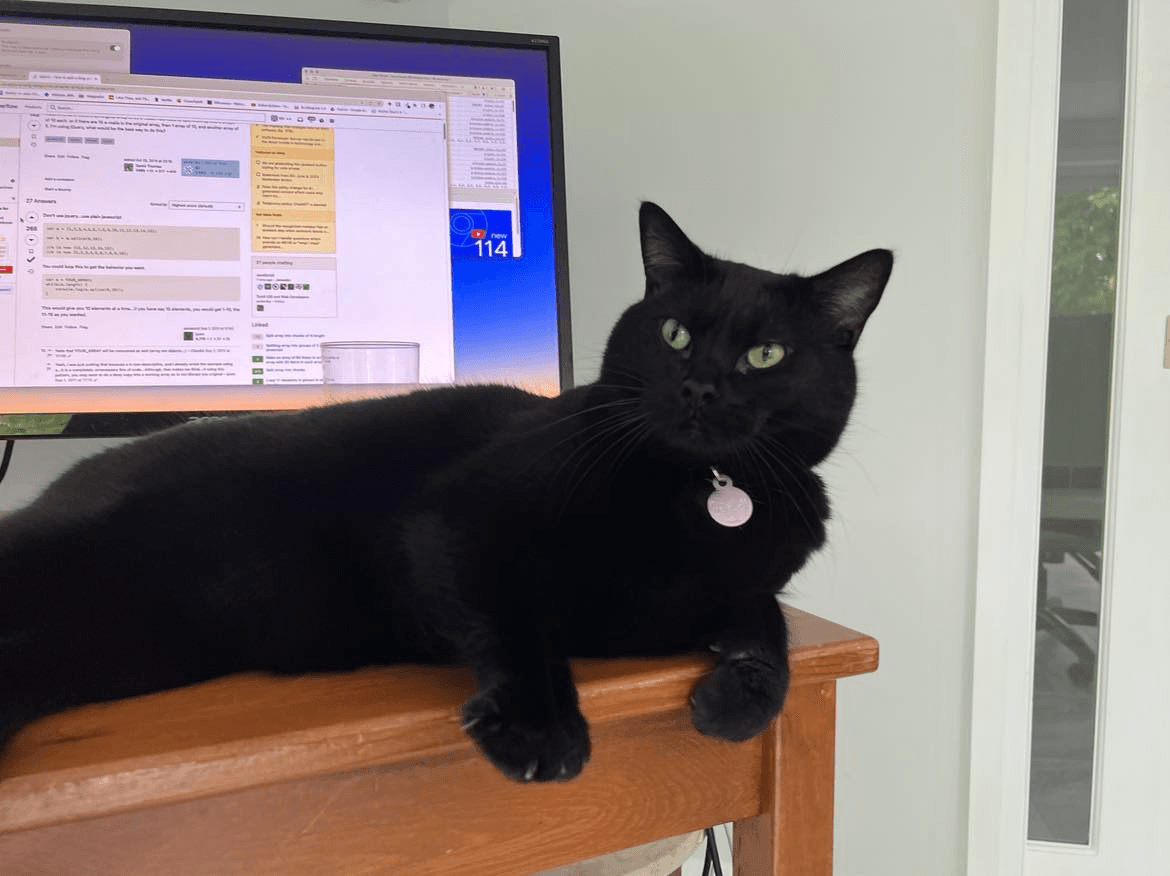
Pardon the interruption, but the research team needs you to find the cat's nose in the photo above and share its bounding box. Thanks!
[680,379,719,409]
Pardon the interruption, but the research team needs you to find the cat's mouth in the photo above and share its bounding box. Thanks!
[640,388,760,456]
[658,411,748,456]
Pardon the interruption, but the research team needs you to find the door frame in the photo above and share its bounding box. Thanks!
[968,0,1138,871]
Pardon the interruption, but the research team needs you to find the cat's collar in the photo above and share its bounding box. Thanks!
[706,467,753,527]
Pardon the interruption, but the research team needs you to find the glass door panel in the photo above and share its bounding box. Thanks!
[1027,0,1127,846]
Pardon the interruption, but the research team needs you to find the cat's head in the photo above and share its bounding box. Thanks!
[598,202,892,468]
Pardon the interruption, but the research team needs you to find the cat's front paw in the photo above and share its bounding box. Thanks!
[691,653,788,742]
[461,688,591,782]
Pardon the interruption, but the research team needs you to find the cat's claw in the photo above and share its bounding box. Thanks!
[461,689,591,783]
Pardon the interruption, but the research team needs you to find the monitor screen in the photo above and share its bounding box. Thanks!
[0,1,571,437]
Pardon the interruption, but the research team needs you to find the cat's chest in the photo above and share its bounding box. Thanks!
[563,467,790,579]
[554,483,769,653]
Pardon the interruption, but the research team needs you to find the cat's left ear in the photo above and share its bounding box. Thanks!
[812,249,894,349]
[639,201,704,296]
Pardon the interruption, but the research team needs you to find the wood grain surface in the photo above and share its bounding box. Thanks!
[0,605,878,876]
[733,682,838,876]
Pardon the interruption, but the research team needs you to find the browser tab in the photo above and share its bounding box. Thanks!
[28,71,103,84]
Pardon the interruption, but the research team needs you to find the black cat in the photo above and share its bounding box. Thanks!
[0,203,891,782]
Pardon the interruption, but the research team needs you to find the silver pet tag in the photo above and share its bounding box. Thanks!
[707,468,753,527]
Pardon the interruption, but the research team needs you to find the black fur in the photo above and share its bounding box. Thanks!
[0,203,891,782]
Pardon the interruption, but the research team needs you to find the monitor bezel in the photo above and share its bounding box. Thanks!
[0,0,573,438]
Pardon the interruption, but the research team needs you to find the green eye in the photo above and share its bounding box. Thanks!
[661,318,691,351]
[745,343,786,370]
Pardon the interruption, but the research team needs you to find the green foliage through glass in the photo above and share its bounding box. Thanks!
[1050,185,1120,316]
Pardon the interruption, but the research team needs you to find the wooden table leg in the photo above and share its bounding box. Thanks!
[732,681,838,876]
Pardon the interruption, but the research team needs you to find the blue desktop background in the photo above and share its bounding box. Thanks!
[42,15,567,394]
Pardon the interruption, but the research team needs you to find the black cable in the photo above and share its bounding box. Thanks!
[0,439,13,487]
[702,827,725,876]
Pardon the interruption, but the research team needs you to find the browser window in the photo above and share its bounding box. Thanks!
[303,67,522,259]
[0,74,453,387]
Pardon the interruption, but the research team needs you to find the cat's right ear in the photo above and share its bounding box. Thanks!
[812,249,894,350]
[639,201,703,296]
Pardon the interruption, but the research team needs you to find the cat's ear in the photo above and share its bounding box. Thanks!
[639,201,703,295]
[811,249,894,349]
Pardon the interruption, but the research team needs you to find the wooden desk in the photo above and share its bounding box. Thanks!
[0,607,877,875]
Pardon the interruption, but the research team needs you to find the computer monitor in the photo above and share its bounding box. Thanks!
[0,1,572,437]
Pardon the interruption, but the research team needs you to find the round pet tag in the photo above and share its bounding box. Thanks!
[707,468,753,527]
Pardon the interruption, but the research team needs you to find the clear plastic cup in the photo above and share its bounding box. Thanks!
[320,341,420,384]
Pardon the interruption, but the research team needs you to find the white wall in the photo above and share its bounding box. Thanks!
[3,2,998,873]
[443,2,995,874]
